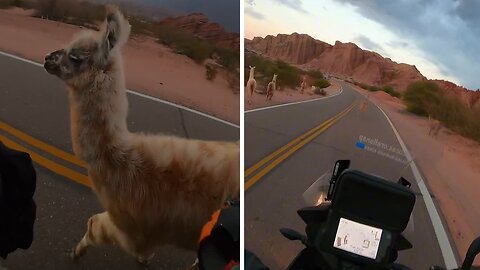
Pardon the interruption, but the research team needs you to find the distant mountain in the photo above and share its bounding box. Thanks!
[91,0,239,33]
[246,33,479,108]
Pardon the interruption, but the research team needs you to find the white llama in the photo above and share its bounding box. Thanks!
[266,74,277,101]
[43,6,239,265]
[246,66,256,104]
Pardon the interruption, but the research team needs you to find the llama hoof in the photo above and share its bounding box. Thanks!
[136,254,154,265]
[190,258,199,269]
[70,248,79,260]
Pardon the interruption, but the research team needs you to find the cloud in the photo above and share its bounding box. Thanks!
[332,0,480,89]
[452,0,480,35]
[386,40,409,49]
[272,0,309,14]
[354,35,384,52]
[245,6,266,20]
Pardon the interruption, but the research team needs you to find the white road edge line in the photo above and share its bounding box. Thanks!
[0,50,239,129]
[372,98,458,269]
[244,85,343,113]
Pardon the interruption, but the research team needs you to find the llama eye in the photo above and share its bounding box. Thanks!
[69,54,83,63]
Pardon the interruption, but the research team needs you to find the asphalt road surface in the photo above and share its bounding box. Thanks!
[0,52,239,270]
[245,81,450,270]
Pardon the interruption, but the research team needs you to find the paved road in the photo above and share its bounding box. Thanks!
[0,52,239,270]
[245,81,448,270]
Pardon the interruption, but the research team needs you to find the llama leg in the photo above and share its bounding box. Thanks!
[72,212,109,259]
[71,212,116,259]
[188,258,199,270]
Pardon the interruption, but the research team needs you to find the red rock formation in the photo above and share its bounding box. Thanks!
[246,35,425,92]
[245,33,330,64]
[158,13,239,50]
[246,34,479,108]
[432,80,480,109]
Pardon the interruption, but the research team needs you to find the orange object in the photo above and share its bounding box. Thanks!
[198,209,221,245]
[223,260,239,270]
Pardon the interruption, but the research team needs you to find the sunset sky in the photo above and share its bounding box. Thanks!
[245,0,480,90]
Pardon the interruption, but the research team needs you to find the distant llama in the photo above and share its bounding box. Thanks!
[266,74,277,101]
[300,75,307,94]
[428,115,442,137]
[359,95,369,113]
[43,6,239,265]
[246,66,257,104]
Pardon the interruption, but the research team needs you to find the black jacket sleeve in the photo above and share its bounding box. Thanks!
[0,142,37,259]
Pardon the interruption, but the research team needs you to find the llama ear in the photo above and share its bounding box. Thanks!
[102,5,130,53]
[105,14,118,51]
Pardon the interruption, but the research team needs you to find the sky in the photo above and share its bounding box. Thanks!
[245,0,480,90]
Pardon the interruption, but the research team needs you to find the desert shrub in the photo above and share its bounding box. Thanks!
[313,79,331,89]
[214,48,239,72]
[156,26,213,64]
[205,65,217,81]
[382,86,402,98]
[0,0,34,9]
[404,81,480,142]
[367,85,380,92]
[403,81,443,116]
[307,70,324,80]
[314,87,327,96]
[244,53,302,88]
[129,15,157,36]
[34,0,104,27]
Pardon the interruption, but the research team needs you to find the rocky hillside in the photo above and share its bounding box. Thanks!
[246,33,479,108]
[245,33,330,64]
[158,13,239,50]
[246,34,425,92]
[432,80,480,110]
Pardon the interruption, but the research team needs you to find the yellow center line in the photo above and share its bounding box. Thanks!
[245,102,356,178]
[0,121,86,168]
[245,103,356,191]
[0,134,91,187]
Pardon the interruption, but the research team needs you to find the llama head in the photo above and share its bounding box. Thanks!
[272,74,277,82]
[43,5,131,88]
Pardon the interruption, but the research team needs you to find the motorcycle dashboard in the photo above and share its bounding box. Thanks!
[316,212,393,266]
[333,217,382,260]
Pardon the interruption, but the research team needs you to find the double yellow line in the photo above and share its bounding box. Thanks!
[245,102,356,191]
[0,121,91,187]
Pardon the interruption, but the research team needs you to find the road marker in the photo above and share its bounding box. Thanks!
[245,103,355,178]
[0,121,86,168]
[245,103,355,190]
[373,100,458,269]
[0,134,91,187]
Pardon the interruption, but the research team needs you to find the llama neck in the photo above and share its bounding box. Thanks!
[69,63,130,164]
[249,69,254,79]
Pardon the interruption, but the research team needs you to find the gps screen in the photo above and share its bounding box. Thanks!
[333,218,383,259]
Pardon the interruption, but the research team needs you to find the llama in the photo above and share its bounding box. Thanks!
[246,66,256,104]
[300,75,307,94]
[43,6,239,264]
[359,97,368,113]
[266,74,277,101]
